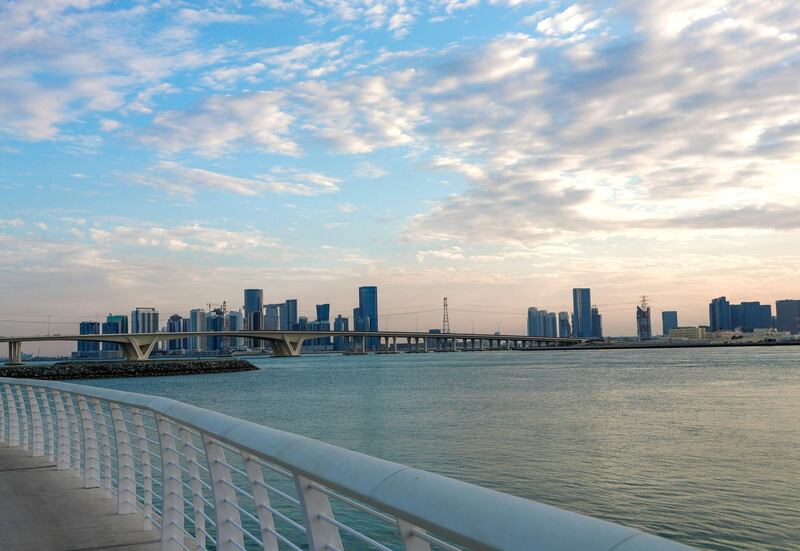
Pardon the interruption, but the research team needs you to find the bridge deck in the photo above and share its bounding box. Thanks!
[0,444,159,551]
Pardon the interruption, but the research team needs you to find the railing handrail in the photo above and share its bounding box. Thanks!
[0,376,690,551]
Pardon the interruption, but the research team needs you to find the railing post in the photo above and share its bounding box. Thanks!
[77,396,101,488]
[132,408,154,530]
[203,434,244,551]
[26,387,44,457]
[13,386,29,451]
[179,427,207,550]
[294,474,344,551]
[94,399,114,497]
[64,393,83,477]
[0,384,5,443]
[156,414,184,551]
[52,391,71,470]
[241,451,278,551]
[397,519,432,551]
[38,388,56,462]
[110,403,137,514]
[5,385,20,447]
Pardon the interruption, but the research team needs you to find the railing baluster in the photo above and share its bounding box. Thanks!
[179,426,207,551]
[294,474,344,551]
[204,434,244,551]
[157,414,185,550]
[26,386,45,457]
[13,386,29,452]
[64,393,82,477]
[77,396,101,489]
[94,399,114,497]
[397,519,432,551]
[132,407,155,530]
[111,403,137,515]
[5,385,20,447]
[52,391,71,470]
[38,388,56,462]
[241,451,278,551]
[0,384,7,444]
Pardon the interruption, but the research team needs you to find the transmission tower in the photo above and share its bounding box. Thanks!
[442,297,451,333]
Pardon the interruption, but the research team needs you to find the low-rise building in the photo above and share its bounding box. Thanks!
[668,326,707,340]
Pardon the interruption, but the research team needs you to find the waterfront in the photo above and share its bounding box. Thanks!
[82,347,800,550]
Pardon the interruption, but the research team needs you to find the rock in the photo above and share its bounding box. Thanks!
[0,359,258,380]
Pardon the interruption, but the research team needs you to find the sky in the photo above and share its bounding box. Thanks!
[1,0,799,351]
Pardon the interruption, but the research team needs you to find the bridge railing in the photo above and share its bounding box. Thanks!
[0,377,689,551]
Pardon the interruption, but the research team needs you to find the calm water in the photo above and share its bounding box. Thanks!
[82,347,800,550]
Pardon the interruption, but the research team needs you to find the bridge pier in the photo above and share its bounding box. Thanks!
[271,335,306,357]
[5,341,22,365]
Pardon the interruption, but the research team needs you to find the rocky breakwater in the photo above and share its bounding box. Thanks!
[0,359,258,380]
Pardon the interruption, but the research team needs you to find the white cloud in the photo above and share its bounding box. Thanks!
[353,161,387,178]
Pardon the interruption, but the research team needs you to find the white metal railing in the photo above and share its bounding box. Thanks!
[0,377,691,551]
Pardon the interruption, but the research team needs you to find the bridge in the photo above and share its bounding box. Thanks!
[0,331,581,364]
[0,377,690,551]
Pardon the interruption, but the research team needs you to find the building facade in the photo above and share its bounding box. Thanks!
[572,288,592,338]
[188,308,206,352]
[166,314,184,352]
[709,297,732,332]
[527,308,557,337]
[333,315,349,351]
[76,321,100,357]
[776,299,800,334]
[101,314,128,353]
[131,307,159,334]
[591,306,603,339]
[636,305,652,340]
[662,311,679,336]
[558,311,571,338]
[358,286,379,349]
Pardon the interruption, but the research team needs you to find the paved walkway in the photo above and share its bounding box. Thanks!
[0,444,159,551]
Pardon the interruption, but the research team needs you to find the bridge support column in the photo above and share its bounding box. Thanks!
[118,336,160,361]
[271,335,307,357]
[6,341,22,365]
[360,335,367,354]
[392,337,398,354]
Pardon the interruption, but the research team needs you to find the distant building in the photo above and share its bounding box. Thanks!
[590,306,603,339]
[636,302,652,341]
[166,314,184,352]
[244,289,264,348]
[205,308,226,352]
[101,314,128,353]
[669,326,707,340]
[188,308,206,352]
[76,321,100,357]
[333,315,349,351]
[131,307,159,334]
[740,301,761,332]
[278,303,289,330]
[359,286,379,349]
[776,299,800,334]
[228,310,243,349]
[572,288,592,338]
[730,304,742,330]
[527,308,557,337]
[758,304,772,329]
[285,299,298,330]
[265,304,281,330]
[661,311,678,336]
[708,297,732,332]
[558,311,571,338]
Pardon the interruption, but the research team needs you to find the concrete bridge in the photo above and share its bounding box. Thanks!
[0,377,691,551]
[0,331,580,364]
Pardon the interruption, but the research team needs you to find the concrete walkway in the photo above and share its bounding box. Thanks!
[0,444,159,551]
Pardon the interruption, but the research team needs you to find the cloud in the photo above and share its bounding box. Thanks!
[136,162,340,197]
[353,161,387,178]
[0,219,24,227]
[143,92,299,156]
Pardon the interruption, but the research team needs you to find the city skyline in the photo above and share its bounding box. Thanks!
[2,1,800,349]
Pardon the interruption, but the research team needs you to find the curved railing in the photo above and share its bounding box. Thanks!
[0,377,690,551]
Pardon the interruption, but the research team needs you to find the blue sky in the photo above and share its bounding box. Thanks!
[2,0,800,343]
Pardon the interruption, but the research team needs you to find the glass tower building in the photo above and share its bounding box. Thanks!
[708,297,732,332]
[358,286,378,349]
[662,311,679,336]
[572,288,592,338]
[776,299,800,334]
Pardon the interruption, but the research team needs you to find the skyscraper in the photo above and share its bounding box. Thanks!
[285,299,298,330]
[244,289,264,348]
[101,314,128,352]
[740,301,761,332]
[77,321,100,357]
[527,308,557,337]
[776,299,800,334]
[228,310,243,349]
[572,288,592,338]
[131,307,159,334]
[359,286,378,349]
[730,304,742,330]
[591,306,603,339]
[166,314,184,352]
[265,304,281,330]
[278,303,289,330]
[662,311,678,336]
[708,297,732,332]
[333,315,349,351]
[636,299,652,340]
[188,308,206,352]
[758,304,772,329]
[558,311,571,338]
[314,304,331,349]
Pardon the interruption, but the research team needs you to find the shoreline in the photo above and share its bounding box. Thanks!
[0,358,258,380]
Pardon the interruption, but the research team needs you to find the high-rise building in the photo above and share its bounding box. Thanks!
[776,299,800,334]
[333,315,349,351]
[558,311,571,338]
[312,304,331,349]
[527,308,557,337]
[205,308,226,352]
[572,288,592,338]
[285,299,298,330]
[708,297,732,332]
[166,314,184,352]
[358,286,378,349]
[188,308,206,352]
[278,303,289,330]
[131,307,159,334]
[228,310,243,349]
[101,314,128,352]
[758,304,772,329]
[265,304,281,330]
[740,301,761,332]
[591,306,603,339]
[636,299,652,341]
[244,289,264,348]
[77,321,100,356]
[730,304,742,330]
[662,311,678,336]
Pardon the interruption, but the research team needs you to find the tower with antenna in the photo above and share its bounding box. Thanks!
[442,297,451,334]
[636,295,652,340]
